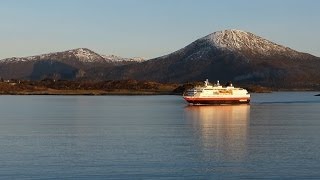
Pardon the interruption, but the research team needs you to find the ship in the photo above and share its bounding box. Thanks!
[183,79,250,105]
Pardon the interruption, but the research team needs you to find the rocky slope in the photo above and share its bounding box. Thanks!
[102,29,320,89]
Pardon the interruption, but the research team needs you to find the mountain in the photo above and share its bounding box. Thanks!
[1,29,320,89]
[101,29,320,89]
[2,48,105,63]
[0,48,145,80]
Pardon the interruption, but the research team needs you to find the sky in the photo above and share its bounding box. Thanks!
[1,0,320,59]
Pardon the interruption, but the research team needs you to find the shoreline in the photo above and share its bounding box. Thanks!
[1,90,319,96]
[0,90,180,96]
[0,80,319,96]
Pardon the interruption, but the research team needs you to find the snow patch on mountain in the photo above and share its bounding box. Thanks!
[70,48,105,62]
[102,55,146,62]
[1,55,39,63]
[203,29,301,56]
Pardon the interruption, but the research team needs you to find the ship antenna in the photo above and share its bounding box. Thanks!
[205,79,209,86]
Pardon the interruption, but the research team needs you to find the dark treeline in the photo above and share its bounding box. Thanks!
[0,79,181,95]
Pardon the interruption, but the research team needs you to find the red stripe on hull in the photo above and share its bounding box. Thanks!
[184,97,250,105]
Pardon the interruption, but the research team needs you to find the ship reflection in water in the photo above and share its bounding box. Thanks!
[185,105,250,161]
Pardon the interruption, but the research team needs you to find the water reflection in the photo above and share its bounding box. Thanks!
[185,105,250,161]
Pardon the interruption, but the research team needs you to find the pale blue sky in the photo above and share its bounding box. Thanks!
[1,0,319,59]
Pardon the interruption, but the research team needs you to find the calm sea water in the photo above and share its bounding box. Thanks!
[0,92,320,179]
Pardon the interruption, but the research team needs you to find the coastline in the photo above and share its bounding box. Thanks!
[1,89,320,96]
[0,80,180,96]
[0,80,319,96]
[0,90,179,96]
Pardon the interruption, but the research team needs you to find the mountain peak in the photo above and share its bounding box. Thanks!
[69,48,93,53]
[0,48,106,63]
[66,48,105,62]
[219,29,247,34]
[203,29,300,56]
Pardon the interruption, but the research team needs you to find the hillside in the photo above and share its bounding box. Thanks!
[102,30,320,89]
[1,30,320,89]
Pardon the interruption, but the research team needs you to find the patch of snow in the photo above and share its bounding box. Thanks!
[102,55,146,62]
[203,29,301,57]
[72,48,104,62]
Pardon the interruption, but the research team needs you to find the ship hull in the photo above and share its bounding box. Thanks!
[183,97,250,105]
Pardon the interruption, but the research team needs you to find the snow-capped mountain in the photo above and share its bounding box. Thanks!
[202,29,309,59]
[1,48,104,63]
[1,48,145,64]
[104,29,320,88]
[204,29,301,56]
[159,29,308,61]
[1,29,320,89]
[0,48,146,80]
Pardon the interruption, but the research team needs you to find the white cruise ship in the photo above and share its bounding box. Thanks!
[183,79,250,105]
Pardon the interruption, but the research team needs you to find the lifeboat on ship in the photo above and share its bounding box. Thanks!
[183,79,250,105]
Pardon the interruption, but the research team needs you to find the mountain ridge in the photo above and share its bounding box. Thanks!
[0,48,146,80]
[0,29,320,89]
[0,48,146,64]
